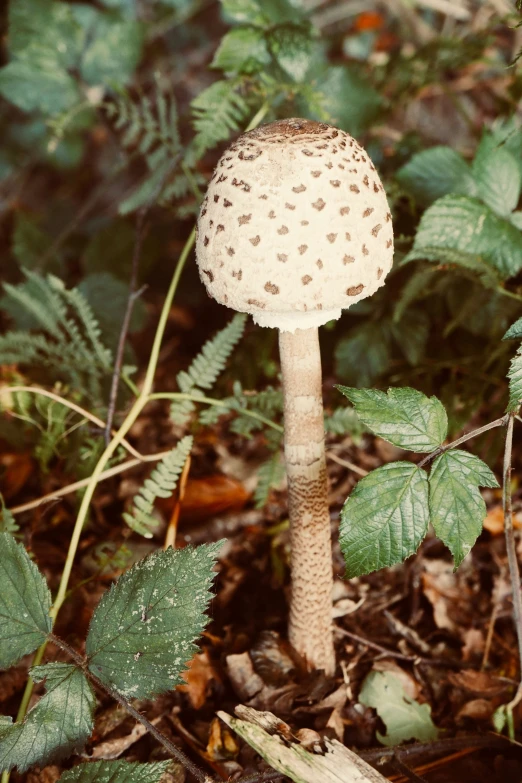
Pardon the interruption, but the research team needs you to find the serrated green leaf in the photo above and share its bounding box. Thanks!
[0,532,52,668]
[507,345,522,412]
[212,27,270,74]
[306,65,381,137]
[472,134,522,218]
[405,195,522,280]
[359,671,438,746]
[401,245,503,289]
[337,387,447,453]
[396,146,475,207]
[78,14,143,87]
[0,57,80,114]
[503,317,522,340]
[340,462,430,577]
[268,25,314,82]
[58,760,169,783]
[429,450,498,567]
[0,663,95,773]
[9,0,83,67]
[86,543,222,699]
[221,0,267,25]
[334,322,391,387]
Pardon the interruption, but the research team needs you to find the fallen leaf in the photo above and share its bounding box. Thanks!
[206,717,239,761]
[158,475,249,521]
[456,698,494,722]
[179,650,219,710]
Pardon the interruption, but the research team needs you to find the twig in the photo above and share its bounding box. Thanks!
[48,634,215,783]
[335,626,415,662]
[418,415,508,468]
[361,731,520,765]
[104,208,148,445]
[1,386,144,461]
[502,412,522,710]
[9,449,171,515]
[326,451,369,477]
[390,756,429,783]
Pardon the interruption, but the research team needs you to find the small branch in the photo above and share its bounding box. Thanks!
[418,415,508,468]
[503,412,522,709]
[326,451,368,477]
[48,634,214,783]
[105,208,148,445]
[1,386,144,460]
[9,449,171,515]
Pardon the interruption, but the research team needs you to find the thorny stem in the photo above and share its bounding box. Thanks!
[104,208,148,445]
[149,392,284,433]
[417,415,509,468]
[503,413,522,712]
[48,634,212,783]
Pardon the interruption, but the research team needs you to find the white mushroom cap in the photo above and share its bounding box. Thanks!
[196,118,394,332]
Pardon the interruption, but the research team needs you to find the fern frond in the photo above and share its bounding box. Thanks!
[191,80,250,157]
[178,314,247,393]
[254,452,285,508]
[123,436,193,538]
[169,397,196,428]
[324,407,366,443]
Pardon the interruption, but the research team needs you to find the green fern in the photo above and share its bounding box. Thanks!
[191,79,250,158]
[324,407,366,443]
[123,436,193,538]
[170,314,247,426]
[254,452,285,509]
[0,270,113,406]
[105,80,204,214]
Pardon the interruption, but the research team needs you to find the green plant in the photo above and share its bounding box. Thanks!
[0,531,222,780]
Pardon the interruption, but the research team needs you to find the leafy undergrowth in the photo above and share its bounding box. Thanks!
[2,404,522,782]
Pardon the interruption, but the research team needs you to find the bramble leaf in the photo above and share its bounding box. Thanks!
[340,462,430,577]
[0,663,95,773]
[404,195,522,280]
[212,27,270,74]
[58,760,169,783]
[472,134,521,218]
[86,543,222,699]
[334,322,391,387]
[0,532,52,668]
[337,387,447,453]
[503,317,522,340]
[359,671,438,746]
[507,344,522,412]
[396,146,475,207]
[429,450,498,567]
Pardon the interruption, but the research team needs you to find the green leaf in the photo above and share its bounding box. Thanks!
[58,760,169,783]
[405,195,522,280]
[268,25,314,82]
[254,452,285,508]
[511,211,522,230]
[391,309,429,366]
[86,543,222,698]
[334,322,391,387]
[507,345,522,412]
[503,317,522,340]
[0,663,95,773]
[212,27,270,74]
[78,13,143,87]
[78,272,147,353]
[337,387,447,453]
[306,65,381,137]
[429,450,498,567]
[221,0,267,25]
[340,462,430,577]
[8,0,83,67]
[396,146,475,207]
[359,671,438,746]
[0,57,80,114]
[191,79,250,157]
[472,134,522,218]
[0,532,52,668]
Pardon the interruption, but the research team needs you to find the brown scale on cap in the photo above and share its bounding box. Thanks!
[196,117,393,332]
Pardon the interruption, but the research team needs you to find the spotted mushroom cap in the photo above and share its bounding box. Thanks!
[196,118,394,332]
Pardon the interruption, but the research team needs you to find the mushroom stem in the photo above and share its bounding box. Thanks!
[279,327,335,675]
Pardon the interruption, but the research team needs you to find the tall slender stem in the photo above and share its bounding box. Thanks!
[279,327,335,675]
[503,413,522,703]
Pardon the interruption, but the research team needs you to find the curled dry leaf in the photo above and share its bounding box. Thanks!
[179,650,219,710]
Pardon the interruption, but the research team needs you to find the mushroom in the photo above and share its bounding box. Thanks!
[196,118,394,675]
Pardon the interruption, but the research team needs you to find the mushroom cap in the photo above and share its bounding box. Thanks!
[196,118,394,331]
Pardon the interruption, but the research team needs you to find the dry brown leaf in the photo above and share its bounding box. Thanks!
[206,717,240,761]
[456,698,494,722]
[447,670,508,697]
[178,650,218,710]
[158,475,249,521]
